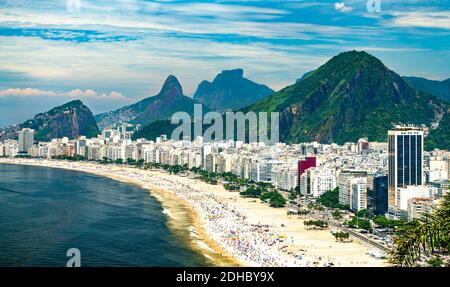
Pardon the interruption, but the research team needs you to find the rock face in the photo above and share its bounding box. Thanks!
[96,75,206,129]
[244,51,449,146]
[403,76,450,103]
[193,69,274,111]
[0,100,100,141]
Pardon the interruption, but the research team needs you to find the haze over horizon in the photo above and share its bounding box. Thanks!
[0,0,449,127]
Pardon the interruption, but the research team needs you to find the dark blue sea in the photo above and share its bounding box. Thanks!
[0,163,211,266]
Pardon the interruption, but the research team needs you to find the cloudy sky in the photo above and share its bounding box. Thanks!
[0,0,449,127]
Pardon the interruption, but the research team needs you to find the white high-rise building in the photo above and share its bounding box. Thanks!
[18,128,34,153]
[338,170,367,210]
[350,177,367,211]
[311,168,337,198]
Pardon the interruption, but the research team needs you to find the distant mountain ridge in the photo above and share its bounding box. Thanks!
[131,52,450,150]
[96,75,208,129]
[193,69,274,111]
[243,51,449,149]
[0,100,100,142]
[403,76,450,102]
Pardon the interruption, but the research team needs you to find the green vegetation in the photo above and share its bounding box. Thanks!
[21,100,100,141]
[288,191,298,200]
[346,216,372,232]
[52,154,86,161]
[240,186,265,198]
[304,220,328,230]
[356,209,374,219]
[390,193,450,267]
[332,210,343,220]
[426,112,450,151]
[332,231,350,242]
[15,154,32,158]
[427,257,445,267]
[242,51,449,148]
[127,51,450,150]
[373,216,405,229]
[224,183,240,191]
[268,192,286,208]
[317,188,349,210]
[297,209,310,216]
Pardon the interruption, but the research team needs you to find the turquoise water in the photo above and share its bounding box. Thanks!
[0,163,210,267]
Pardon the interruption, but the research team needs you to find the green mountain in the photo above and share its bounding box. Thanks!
[244,51,449,146]
[20,100,100,141]
[296,70,315,83]
[96,75,207,129]
[131,51,449,151]
[403,76,450,103]
[193,69,274,111]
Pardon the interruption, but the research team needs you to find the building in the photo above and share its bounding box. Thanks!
[350,177,368,211]
[301,167,337,197]
[388,126,424,211]
[396,185,432,211]
[18,128,34,153]
[338,170,367,211]
[373,174,388,215]
[428,157,449,182]
[407,198,434,221]
[357,138,369,154]
[298,157,316,189]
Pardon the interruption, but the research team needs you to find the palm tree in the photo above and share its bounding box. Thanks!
[390,193,450,267]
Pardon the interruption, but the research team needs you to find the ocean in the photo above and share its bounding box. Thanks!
[0,163,212,267]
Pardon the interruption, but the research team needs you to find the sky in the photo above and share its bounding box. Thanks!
[0,0,449,127]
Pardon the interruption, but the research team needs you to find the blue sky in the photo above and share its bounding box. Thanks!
[0,0,449,127]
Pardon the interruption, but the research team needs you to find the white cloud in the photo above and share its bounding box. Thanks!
[334,2,352,13]
[0,88,57,97]
[0,87,128,101]
[388,11,450,30]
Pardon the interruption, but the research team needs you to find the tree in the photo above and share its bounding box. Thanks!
[373,216,405,229]
[304,220,328,229]
[317,187,349,210]
[289,191,298,200]
[269,192,286,208]
[333,231,350,242]
[390,193,450,267]
[346,216,372,232]
[332,210,343,220]
[356,209,374,219]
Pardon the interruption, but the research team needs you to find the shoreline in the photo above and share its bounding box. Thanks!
[0,159,245,266]
[0,158,388,267]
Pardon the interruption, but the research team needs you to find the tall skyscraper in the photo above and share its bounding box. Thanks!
[18,128,34,153]
[373,174,388,215]
[388,126,424,212]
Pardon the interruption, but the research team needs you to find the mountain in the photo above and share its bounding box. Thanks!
[96,75,207,129]
[0,100,100,142]
[403,76,450,102]
[193,69,274,111]
[296,70,315,83]
[244,51,450,147]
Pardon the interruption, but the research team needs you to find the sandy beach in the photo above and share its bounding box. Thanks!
[0,158,388,267]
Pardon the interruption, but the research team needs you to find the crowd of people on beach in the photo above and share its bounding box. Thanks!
[63,161,337,266]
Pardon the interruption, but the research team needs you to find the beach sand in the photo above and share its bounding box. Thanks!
[0,158,388,267]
